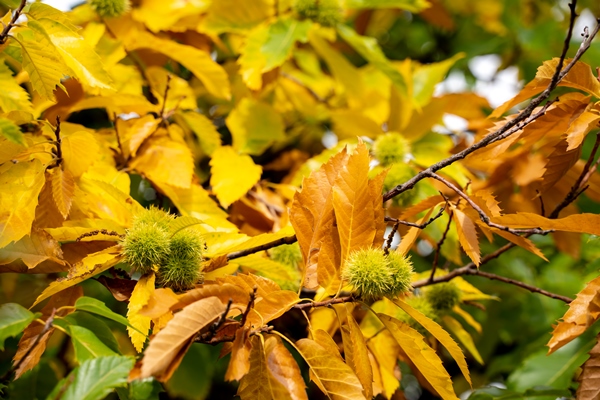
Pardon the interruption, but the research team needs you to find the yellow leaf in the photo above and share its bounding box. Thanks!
[61,131,99,177]
[51,167,75,219]
[227,98,285,155]
[378,314,459,400]
[201,0,274,35]
[70,94,156,116]
[174,111,221,156]
[0,159,46,248]
[296,337,366,400]
[331,110,382,139]
[139,297,226,381]
[16,22,67,100]
[45,219,125,242]
[78,176,140,227]
[0,228,65,270]
[235,255,301,291]
[341,310,373,399]
[127,273,155,352]
[442,315,484,365]
[117,115,160,159]
[146,66,196,112]
[452,306,482,334]
[547,276,600,354]
[576,334,600,400]
[31,245,122,308]
[0,118,25,146]
[368,169,387,249]
[132,0,210,33]
[31,19,112,92]
[0,61,33,114]
[130,134,194,189]
[452,208,480,266]
[209,146,262,208]
[333,142,375,265]
[397,207,435,255]
[125,30,231,100]
[393,298,472,386]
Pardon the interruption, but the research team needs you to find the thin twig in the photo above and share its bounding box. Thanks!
[159,74,172,121]
[211,299,233,334]
[426,172,551,235]
[48,116,63,169]
[112,113,126,162]
[0,0,27,44]
[240,287,257,327]
[199,325,274,345]
[383,222,400,256]
[384,205,446,229]
[293,295,354,310]
[384,15,599,203]
[227,235,298,261]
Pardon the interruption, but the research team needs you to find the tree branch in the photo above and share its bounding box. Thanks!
[226,234,298,261]
[293,295,354,310]
[0,0,27,44]
[384,204,446,229]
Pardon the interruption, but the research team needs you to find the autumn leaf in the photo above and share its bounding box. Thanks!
[0,61,33,115]
[378,314,459,400]
[451,208,480,266]
[138,297,226,381]
[127,273,155,353]
[577,333,600,400]
[442,315,484,365]
[210,146,262,208]
[227,98,285,155]
[247,290,301,328]
[492,212,600,236]
[51,167,75,219]
[0,227,65,272]
[225,327,252,381]
[540,139,582,194]
[340,310,373,399]
[547,276,600,354]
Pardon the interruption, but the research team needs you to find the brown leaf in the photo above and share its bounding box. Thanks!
[577,333,600,400]
[225,327,252,381]
[540,139,582,194]
[296,336,366,400]
[96,276,137,302]
[217,273,280,298]
[264,335,307,400]
[35,177,65,228]
[51,167,75,219]
[202,254,229,272]
[333,142,375,265]
[138,288,180,319]
[290,148,349,288]
[547,276,600,354]
[139,296,226,381]
[451,208,480,266]
[13,286,82,379]
[174,283,251,312]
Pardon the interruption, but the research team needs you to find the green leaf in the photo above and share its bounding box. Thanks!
[115,378,163,400]
[0,61,33,114]
[507,337,595,392]
[226,98,285,155]
[336,24,407,96]
[0,303,37,350]
[0,117,25,145]
[61,355,135,400]
[75,297,144,334]
[63,311,120,353]
[467,386,571,400]
[31,18,113,91]
[345,0,430,12]
[68,325,117,363]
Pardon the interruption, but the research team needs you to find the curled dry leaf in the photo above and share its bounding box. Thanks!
[137,296,226,381]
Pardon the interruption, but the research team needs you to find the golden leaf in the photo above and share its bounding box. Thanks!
[442,315,484,365]
[173,283,251,312]
[130,133,194,189]
[397,207,435,255]
[368,169,388,249]
[296,337,366,400]
[139,296,225,381]
[492,212,600,236]
[451,208,480,266]
[51,167,75,219]
[0,159,46,248]
[0,60,33,114]
[264,335,308,400]
[61,131,99,177]
[540,139,582,194]
[247,290,300,328]
[547,276,600,354]
[116,114,160,159]
[13,286,82,379]
[217,273,281,298]
[0,228,65,270]
[393,298,472,386]
[174,111,221,157]
[127,273,155,352]
[201,0,274,35]
[566,110,600,151]
[341,310,373,399]
[576,333,600,400]
[31,245,123,308]
[209,146,262,208]
[378,314,459,400]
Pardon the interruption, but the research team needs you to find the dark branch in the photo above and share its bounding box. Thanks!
[0,0,27,44]
[293,295,354,310]
[227,234,298,261]
[383,221,400,256]
[240,287,257,327]
[384,205,446,229]
[48,116,63,169]
[430,210,453,282]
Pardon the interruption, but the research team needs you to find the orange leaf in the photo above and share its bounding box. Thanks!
[217,273,280,298]
[368,169,388,249]
[492,212,600,236]
[296,337,366,400]
[333,142,375,265]
[174,283,251,312]
[51,168,75,219]
[489,227,547,261]
[540,139,581,194]
[138,288,180,319]
[378,314,459,400]
[290,148,349,289]
[566,110,600,151]
[397,207,434,255]
[452,208,480,266]
[248,290,300,328]
[341,309,373,399]
[576,333,600,400]
[547,276,600,354]
[139,296,226,381]
[225,327,252,381]
[264,335,308,400]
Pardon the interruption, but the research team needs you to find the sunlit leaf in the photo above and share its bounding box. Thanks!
[0,61,33,114]
[174,111,221,156]
[227,98,285,155]
[341,310,373,399]
[451,208,480,266]
[209,146,262,208]
[51,167,75,219]
[201,0,274,35]
[127,273,155,352]
[225,327,252,381]
[346,0,430,12]
[442,315,484,365]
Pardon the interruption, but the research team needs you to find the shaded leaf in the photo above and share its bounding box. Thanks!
[0,228,65,270]
[264,335,308,400]
[200,0,273,35]
[540,139,581,194]
[247,290,301,327]
[0,304,37,351]
[566,110,600,151]
[577,334,600,400]
[341,310,373,399]
[127,273,155,352]
[492,213,600,236]
[138,297,225,381]
[75,296,137,331]
[227,98,285,155]
[0,117,24,145]
[67,325,117,363]
[0,61,33,115]
[61,355,134,400]
[225,327,252,381]
[346,0,429,12]
[442,315,484,365]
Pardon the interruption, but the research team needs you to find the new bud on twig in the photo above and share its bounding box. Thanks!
[293,0,344,27]
[342,248,413,300]
[89,0,131,18]
[424,281,462,313]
